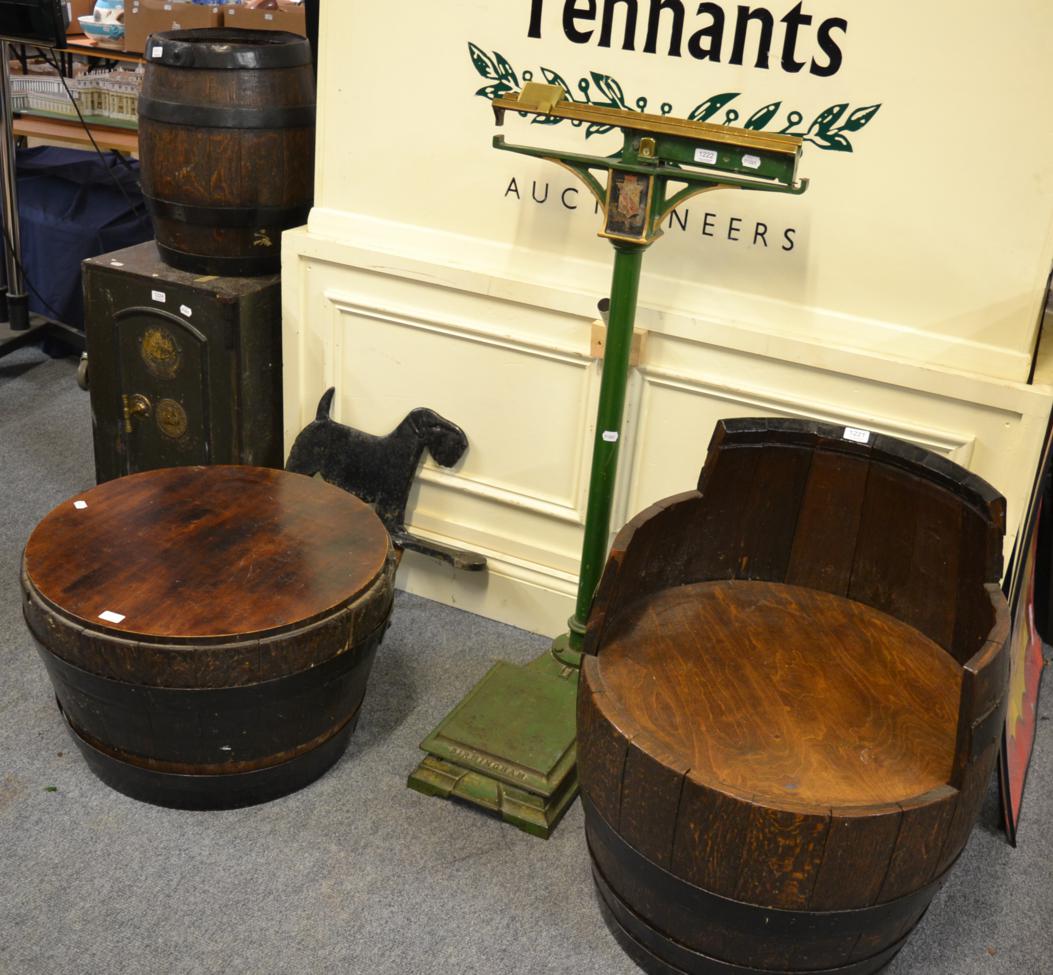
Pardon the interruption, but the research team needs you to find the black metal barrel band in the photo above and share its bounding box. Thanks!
[145,30,312,70]
[62,710,358,812]
[581,794,948,940]
[143,195,312,230]
[58,698,361,776]
[34,618,387,708]
[35,625,387,770]
[591,867,911,975]
[138,97,316,130]
[155,243,280,278]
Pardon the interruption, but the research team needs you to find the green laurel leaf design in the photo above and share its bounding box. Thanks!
[838,104,882,133]
[806,131,853,152]
[808,103,849,134]
[494,52,519,88]
[465,43,881,153]
[744,101,781,131]
[468,42,499,81]
[590,72,629,109]
[688,93,739,121]
[475,83,513,100]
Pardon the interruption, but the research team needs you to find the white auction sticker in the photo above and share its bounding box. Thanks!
[151,46,163,59]
[602,431,619,443]
[73,500,87,510]
[151,290,166,303]
[180,305,193,318]
[742,154,762,170]
[694,148,718,165]
[99,611,126,624]
[843,426,872,444]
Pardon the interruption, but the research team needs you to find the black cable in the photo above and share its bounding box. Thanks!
[34,48,147,220]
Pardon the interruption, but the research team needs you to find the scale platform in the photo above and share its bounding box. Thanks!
[408,650,579,838]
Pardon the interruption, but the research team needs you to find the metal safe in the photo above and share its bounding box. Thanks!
[83,241,283,483]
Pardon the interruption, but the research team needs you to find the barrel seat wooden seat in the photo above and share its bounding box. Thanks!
[578,419,1010,975]
[22,466,396,810]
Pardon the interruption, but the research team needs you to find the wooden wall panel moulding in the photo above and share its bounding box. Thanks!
[281,234,1053,634]
[298,211,1038,384]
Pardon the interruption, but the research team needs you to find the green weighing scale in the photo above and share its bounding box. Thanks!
[408,83,809,837]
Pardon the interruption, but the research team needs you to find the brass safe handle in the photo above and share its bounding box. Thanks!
[122,393,153,434]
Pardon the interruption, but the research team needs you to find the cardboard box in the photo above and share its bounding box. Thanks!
[64,0,95,36]
[124,1,223,54]
[222,2,306,38]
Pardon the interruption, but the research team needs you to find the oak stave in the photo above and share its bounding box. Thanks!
[138,29,316,276]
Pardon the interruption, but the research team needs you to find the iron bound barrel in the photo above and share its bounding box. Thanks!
[138,29,316,276]
[577,418,1010,975]
[21,466,395,809]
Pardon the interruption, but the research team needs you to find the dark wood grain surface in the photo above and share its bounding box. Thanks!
[139,45,315,271]
[139,62,316,191]
[24,466,389,642]
[586,420,1006,672]
[598,579,962,808]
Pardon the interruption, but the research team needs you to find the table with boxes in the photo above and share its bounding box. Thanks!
[68,1,307,55]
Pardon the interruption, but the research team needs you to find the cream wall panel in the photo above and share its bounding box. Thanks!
[307,209,1033,384]
[288,2,1053,634]
[624,376,975,522]
[327,295,594,516]
[626,329,1050,554]
[312,1,1053,380]
[283,230,1053,635]
[283,248,623,588]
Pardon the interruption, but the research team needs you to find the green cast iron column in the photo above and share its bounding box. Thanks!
[565,241,646,655]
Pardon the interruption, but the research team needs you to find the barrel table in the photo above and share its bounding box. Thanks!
[21,466,396,809]
[139,29,316,276]
[578,418,1010,975]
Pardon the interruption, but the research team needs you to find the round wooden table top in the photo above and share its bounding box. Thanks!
[24,466,390,643]
[597,580,963,808]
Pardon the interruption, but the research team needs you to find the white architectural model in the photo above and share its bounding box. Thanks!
[10,69,142,124]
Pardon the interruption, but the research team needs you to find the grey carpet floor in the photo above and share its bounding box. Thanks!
[1,345,1051,975]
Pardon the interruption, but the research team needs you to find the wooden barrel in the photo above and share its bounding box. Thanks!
[577,418,1010,975]
[138,29,316,276]
[21,466,395,809]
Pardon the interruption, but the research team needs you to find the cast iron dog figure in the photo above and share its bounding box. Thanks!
[286,388,486,571]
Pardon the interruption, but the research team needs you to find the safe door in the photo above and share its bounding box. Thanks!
[112,308,227,473]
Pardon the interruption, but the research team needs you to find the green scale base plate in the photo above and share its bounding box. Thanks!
[407,647,579,838]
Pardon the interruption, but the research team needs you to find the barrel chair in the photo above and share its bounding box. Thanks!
[577,418,1010,975]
